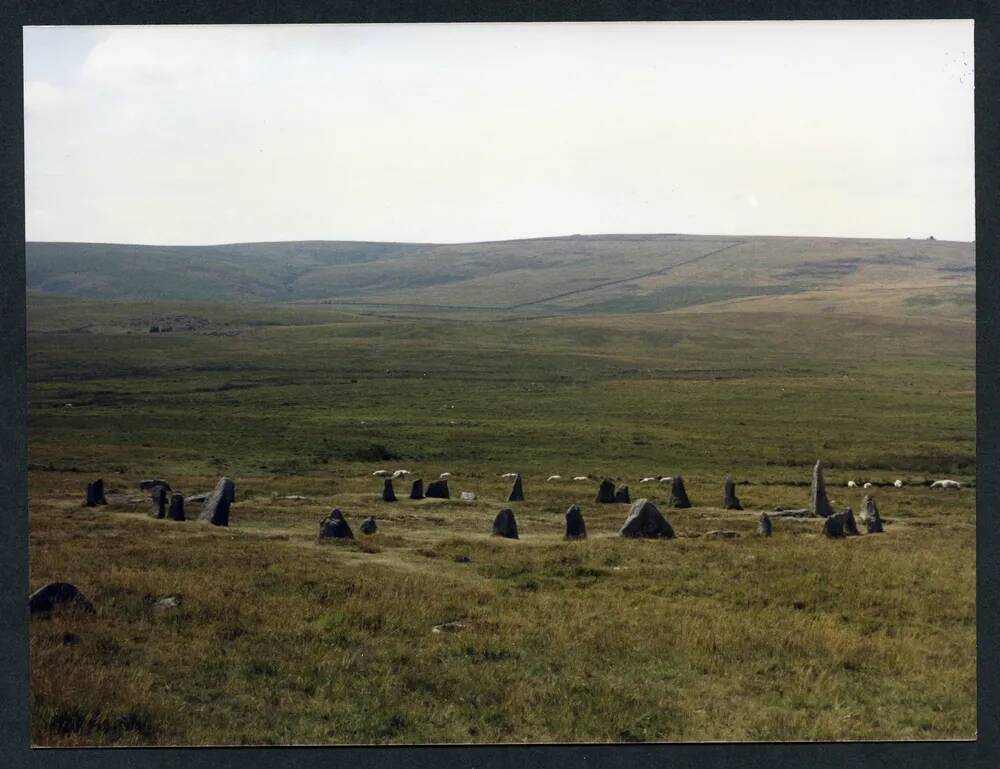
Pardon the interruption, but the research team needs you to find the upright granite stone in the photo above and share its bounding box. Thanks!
[492,508,519,539]
[84,479,107,507]
[595,479,616,504]
[862,495,884,534]
[724,476,743,510]
[382,478,397,502]
[167,493,185,521]
[149,486,168,519]
[614,485,631,504]
[507,474,525,502]
[565,504,587,539]
[410,478,424,499]
[360,517,378,535]
[810,460,835,518]
[669,476,692,509]
[199,477,234,526]
[757,512,772,537]
[425,479,450,499]
[619,498,675,538]
[29,582,94,614]
[318,508,354,540]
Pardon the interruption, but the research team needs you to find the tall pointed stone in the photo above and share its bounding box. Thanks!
[810,460,835,517]
[669,476,692,509]
[491,508,519,539]
[595,479,616,503]
[619,498,675,538]
[723,476,743,510]
[199,477,234,526]
[382,478,397,502]
[565,504,587,539]
[507,474,524,502]
[410,478,424,499]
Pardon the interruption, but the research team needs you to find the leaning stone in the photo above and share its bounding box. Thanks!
[139,479,171,492]
[199,477,234,526]
[491,508,519,539]
[757,513,773,537]
[149,486,168,519]
[29,582,94,614]
[318,508,354,540]
[507,474,524,502]
[862,495,884,534]
[724,476,743,510]
[614,485,631,504]
[382,478,397,502]
[360,517,378,535]
[705,530,740,539]
[669,476,692,508]
[84,479,107,507]
[425,479,450,499]
[167,493,185,521]
[595,478,616,503]
[619,498,675,538]
[810,460,835,517]
[565,504,587,539]
[410,478,424,499]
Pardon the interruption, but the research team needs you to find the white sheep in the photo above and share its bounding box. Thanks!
[500,472,517,479]
[547,475,562,482]
[572,476,589,481]
[894,479,904,488]
[372,470,390,477]
[659,476,673,483]
[930,479,961,489]
[847,480,857,488]
[863,482,873,489]
[391,469,411,479]
[439,472,452,479]
[640,477,657,483]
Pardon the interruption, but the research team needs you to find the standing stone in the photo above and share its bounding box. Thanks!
[318,508,354,540]
[410,478,424,499]
[382,478,397,502]
[842,507,861,536]
[619,498,675,538]
[614,485,631,504]
[425,479,450,499]
[595,479,616,503]
[823,512,845,538]
[360,517,378,535]
[669,476,692,509]
[491,508,519,539]
[149,486,168,519]
[199,477,234,526]
[507,474,524,502]
[29,582,95,614]
[810,460,835,517]
[862,495,884,534]
[724,476,743,510]
[757,512,772,537]
[84,479,107,507]
[167,493,185,521]
[565,504,587,539]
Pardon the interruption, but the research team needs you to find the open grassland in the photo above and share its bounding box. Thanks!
[26,293,976,745]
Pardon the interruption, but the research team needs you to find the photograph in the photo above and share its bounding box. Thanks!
[21,20,975,745]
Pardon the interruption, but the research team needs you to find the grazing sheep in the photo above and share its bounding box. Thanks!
[863,482,873,489]
[372,470,390,477]
[640,477,657,483]
[658,476,673,484]
[392,469,412,479]
[500,472,517,479]
[439,472,452,479]
[847,480,857,488]
[547,475,562,482]
[572,476,589,481]
[930,479,962,489]
[894,479,904,488]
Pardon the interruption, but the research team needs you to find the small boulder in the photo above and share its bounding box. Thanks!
[595,479,616,504]
[84,479,107,507]
[149,486,168,519]
[410,478,424,499]
[757,513,772,537]
[425,479,450,499]
[154,596,181,612]
[29,582,94,614]
[199,477,235,527]
[669,476,692,509]
[619,498,675,538]
[460,491,476,501]
[432,620,464,633]
[507,474,524,502]
[360,517,378,535]
[382,478,397,502]
[318,508,354,540]
[613,485,631,504]
[491,508,519,539]
[723,476,743,510]
[167,493,185,521]
[704,530,740,539]
[565,504,587,539]
[862,495,884,534]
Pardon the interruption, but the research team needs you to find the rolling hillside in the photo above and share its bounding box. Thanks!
[25,234,975,320]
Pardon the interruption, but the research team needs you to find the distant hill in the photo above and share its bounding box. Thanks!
[25,234,975,319]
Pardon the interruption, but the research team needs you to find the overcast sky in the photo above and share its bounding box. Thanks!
[23,21,974,245]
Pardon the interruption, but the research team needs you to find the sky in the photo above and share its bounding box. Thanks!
[23,21,975,245]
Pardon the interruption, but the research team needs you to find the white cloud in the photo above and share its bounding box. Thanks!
[23,79,64,114]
